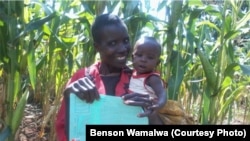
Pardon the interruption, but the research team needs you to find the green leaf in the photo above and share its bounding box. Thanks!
[197,48,216,90]
[27,43,36,90]
[197,21,221,34]
[188,0,203,7]
[10,90,29,135]
[224,30,240,40]
[218,85,245,116]
[14,12,57,40]
[236,11,250,30]
[201,89,210,124]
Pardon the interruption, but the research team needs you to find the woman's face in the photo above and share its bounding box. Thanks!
[95,24,131,72]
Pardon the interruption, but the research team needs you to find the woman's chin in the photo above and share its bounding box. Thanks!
[116,60,127,66]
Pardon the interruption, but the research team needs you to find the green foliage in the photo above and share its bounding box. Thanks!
[0,0,249,140]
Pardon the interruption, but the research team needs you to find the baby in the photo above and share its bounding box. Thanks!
[129,36,167,124]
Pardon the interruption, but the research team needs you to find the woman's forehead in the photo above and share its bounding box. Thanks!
[100,25,128,39]
[102,24,127,33]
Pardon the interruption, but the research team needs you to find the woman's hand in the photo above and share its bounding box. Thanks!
[64,76,100,103]
[121,93,155,117]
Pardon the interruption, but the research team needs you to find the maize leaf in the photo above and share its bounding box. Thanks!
[197,48,216,90]
[10,90,29,135]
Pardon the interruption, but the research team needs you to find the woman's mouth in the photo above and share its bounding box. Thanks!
[116,56,126,61]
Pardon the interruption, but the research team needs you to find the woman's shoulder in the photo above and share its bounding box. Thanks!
[70,68,87,81]
[74,62,100,75]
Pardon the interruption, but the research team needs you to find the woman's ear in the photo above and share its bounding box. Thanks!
[93,42,100,52]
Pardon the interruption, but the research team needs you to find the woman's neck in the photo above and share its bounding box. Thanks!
[99,63,121,76]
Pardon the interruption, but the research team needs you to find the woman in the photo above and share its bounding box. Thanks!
[55,13,163,141]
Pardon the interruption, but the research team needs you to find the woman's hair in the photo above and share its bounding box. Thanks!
[91,13,127,43]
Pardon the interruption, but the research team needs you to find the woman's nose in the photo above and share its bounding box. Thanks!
[118,43,130,52]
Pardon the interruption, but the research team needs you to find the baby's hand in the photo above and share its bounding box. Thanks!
[122,94,157,117]
[138,97,162,117]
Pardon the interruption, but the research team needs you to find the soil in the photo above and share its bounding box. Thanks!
[14,104,50,141]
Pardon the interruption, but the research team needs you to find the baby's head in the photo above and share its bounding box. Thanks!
[132,36,161,74]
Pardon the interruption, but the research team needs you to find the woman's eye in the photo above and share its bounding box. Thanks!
[108,41,116,46]
[124,38,130,44]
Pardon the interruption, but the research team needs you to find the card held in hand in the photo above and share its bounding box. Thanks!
[67,94,148,141]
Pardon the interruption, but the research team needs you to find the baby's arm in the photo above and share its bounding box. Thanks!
[146,75,167,110]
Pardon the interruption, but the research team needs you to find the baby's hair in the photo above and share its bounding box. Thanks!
[135,36,162,55]
[91,13,127,43]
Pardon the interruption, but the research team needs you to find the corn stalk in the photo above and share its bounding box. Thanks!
[194,0,250,124]
[0,1,30,140]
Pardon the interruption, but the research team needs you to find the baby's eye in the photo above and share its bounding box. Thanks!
[148,56,154,60]
[147,55,157,60]
[134,53,142,57]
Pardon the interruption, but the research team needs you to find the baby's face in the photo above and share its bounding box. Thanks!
[132,42,160,74]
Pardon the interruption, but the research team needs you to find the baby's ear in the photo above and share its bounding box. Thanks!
[131,54,135,60]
